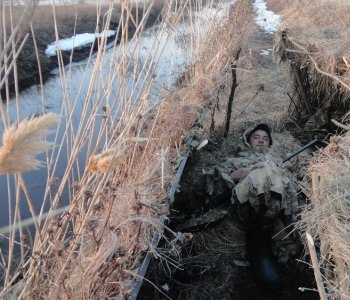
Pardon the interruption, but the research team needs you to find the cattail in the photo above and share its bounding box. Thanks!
[87,148,125,173]
[0,113,60,173]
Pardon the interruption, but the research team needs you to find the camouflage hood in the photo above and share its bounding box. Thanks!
[242,126,256,149]
[230,126,298,216]
[223,126,283,171]
[201,127,282,199]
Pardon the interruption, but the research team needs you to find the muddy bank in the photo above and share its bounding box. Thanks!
[1,4,162,97]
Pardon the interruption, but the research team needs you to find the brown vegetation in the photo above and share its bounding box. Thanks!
[3,0,350,298]
[0,113,60,173]
[300,135,350,299]
[0,0,251,298]
[269,0,350,298]
[269,0,350,139]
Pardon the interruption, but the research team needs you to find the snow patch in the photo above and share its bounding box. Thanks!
[192,0,236,21]
[253,0,280,34]
[260,49,270,56]
[45,30,116,57]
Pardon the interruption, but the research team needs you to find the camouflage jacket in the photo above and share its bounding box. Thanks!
[202,127,299,216]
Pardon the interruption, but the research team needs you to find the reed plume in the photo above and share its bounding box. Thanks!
[87,147,125,173]
[0,113,60,173]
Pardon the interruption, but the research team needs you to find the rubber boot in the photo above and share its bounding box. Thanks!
[246,223,282,290]
[246,193,282,290]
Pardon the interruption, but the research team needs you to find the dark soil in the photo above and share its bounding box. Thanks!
[1,4,162,98]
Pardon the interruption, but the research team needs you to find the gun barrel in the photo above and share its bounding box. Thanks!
[282,139,318,163]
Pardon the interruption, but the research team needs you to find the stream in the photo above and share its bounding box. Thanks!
[0,0,235,247]
[0,26,186,228]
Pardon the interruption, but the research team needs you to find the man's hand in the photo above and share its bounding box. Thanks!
[230,168,249,181]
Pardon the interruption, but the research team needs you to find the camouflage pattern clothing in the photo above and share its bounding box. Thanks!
[215,127,299,219]
[237,128,302,263]
[201,127,301,262]
[234,161,298,217]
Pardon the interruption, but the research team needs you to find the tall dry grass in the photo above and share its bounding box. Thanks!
[270,0,350,108]
[299,134,350,299]
[268,0,350,298]
[0,0,247,298]
[270,0,350,150]
[2,2,120,31]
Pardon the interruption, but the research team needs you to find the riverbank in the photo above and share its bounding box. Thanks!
[1,2,162,97]
[1,0,240,298]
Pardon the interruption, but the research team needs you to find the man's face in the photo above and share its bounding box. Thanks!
[249,129,270,150]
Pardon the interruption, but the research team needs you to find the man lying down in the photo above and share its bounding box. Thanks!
[201,123,311,289]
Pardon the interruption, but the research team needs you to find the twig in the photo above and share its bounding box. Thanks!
[287,91,300,114]
[0,34,29,91]
[224,48,241,138]
[291,64,311,114]
[311,170,320,207]
[306,233,328,300]
[0,205,70,235]
[125,269,172,300]
[298,287,318,293]
[210,90,220,132]
[18,175,43,243]
[0,233,30,249]
[331,118,350,130]
[233,85,263,121]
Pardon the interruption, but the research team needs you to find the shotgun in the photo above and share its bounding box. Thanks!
[282,139,318,163]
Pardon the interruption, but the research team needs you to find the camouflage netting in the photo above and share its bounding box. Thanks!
[273,29,350,142]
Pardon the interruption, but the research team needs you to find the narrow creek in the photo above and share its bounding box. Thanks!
[0,19,186,228]
[0,0,236,253]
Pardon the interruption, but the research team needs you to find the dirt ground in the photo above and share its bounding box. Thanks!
[139,12,320,300]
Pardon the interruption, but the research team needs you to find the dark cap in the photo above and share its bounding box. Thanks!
[248,123,273,145]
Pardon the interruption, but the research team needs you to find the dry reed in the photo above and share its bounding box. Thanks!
[267,1,350,297]
[87,147,125,173]
[0,0,249,298]
[0,113,60,173]
[270,0,350,132]
[298,133,350,299]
